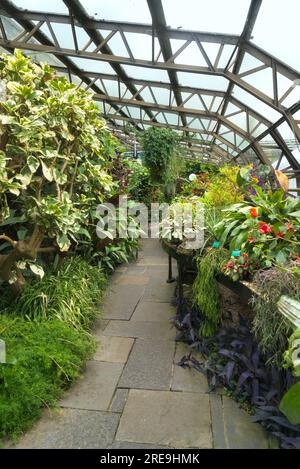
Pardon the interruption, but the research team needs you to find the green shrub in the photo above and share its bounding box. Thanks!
[4,256,107,329]
[0,316,95,439]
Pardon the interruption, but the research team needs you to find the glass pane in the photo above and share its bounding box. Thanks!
[1,16,22,40]
[102,31,130,58]
[26,51,64,67]
[123,64,170,81]
[70,56,115,74]
[232,85,281,123]
[181,93,205,110]
[177,72,228,91]
[125,106,141,119]
[82,0,151,23]
[162,0,251,34]
[151,87,171,105]
[170,40,208,67]
[164,112,180,125]
[252,0,300,72]
[277,121,296,141]
[12,0,68,14]
[125,33,160,61]
[243,68,274,99]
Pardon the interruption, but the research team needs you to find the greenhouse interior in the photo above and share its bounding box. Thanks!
[0,0,300,453]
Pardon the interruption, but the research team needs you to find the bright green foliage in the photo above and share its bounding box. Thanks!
[0,316,95,439]
[284,328,300,377]
[279,382,300,425]
[203,165,242,208]
[142,127,180,197]
[0,51,116,289]
[193,248,229,336]
[127,160,153,205]
[92,238,139,273]
[180,161,219,180]
[251,268,299,366]
[280,329,300,425]
[3,256,107,329]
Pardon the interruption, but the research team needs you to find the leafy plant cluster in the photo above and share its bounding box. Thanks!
[251,267,299,367]
[174,308,300,449]
[180,160,219,180]
[0,51,119,293]
[1,256,107,329]
[214,187,300,275]
[0,316,95,439]
[142,126,181,199]
[159,195,204,244]
[202,165,243,208]
[126,159,158,205]
[192,248,229,336]
[0,255,107,440]
[280,328,300,427]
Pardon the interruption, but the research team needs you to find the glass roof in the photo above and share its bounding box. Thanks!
[0,0,299,179]
[162,0,251,34]
[252,0,300,71]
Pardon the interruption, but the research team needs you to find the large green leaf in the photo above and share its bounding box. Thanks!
[290,211,300,219]
[279,382,300,425]
[219,219,239,247]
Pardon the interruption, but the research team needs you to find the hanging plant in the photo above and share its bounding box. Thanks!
[142,127,180,191]
[192,247,229,336]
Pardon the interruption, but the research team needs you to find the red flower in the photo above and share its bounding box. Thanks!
[250,207,258,218]
[227,261,234,269]
[242,253,248,259]
[244,263,249,269]
[248,237,256,243]
[258,223,271,234]
[277,231,284,238]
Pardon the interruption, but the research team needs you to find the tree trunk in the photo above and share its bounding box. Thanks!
[0,226,44,294]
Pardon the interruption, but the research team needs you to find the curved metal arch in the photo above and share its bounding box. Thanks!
[0,0,299,177]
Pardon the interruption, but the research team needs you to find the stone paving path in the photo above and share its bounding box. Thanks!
[14,239,269,449]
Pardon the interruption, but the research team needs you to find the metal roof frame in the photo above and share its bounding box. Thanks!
[0,0,300,187]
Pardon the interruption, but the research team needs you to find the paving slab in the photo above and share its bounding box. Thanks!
[210,394,227,449]
[108,441,170,449]
[94,336,134,363]
[222,396,269,449]
[119,338,175,390]
[171,343,209,393]
[60,361,123,411]
[15,409,120,449]
[142,279,176,302]
[92,318,109,338]
[114,275,150,286]
[103,320,175,341]
[102,284,145,320]
[109,388,129,413]
[137,256,169,266]
[116,389,212,448]
[131,301,175,322]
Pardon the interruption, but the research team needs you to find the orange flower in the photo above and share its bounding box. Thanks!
[250,207,258,218]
